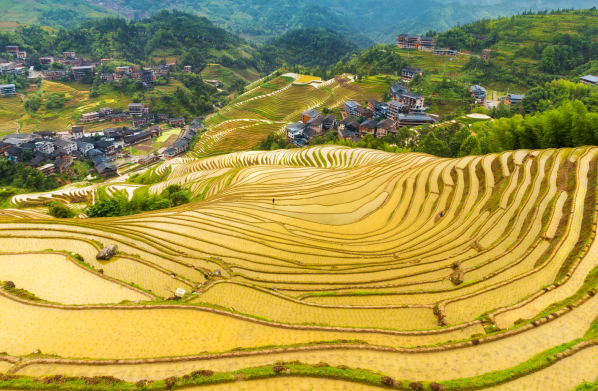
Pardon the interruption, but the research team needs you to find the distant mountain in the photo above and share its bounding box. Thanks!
[90,0,376,48]
[0,0,119,29]
[394,2,527,37]
[3,0,598,47]
[258,28,360,69]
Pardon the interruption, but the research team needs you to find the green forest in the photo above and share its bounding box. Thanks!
[258,28,359,69]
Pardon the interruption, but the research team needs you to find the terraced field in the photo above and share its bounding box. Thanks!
[194,74,383,158]
[2,146,598,390]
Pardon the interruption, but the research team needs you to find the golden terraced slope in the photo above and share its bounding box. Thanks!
[1,146,598,390]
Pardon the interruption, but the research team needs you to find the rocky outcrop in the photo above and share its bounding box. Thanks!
[96,245,118,260]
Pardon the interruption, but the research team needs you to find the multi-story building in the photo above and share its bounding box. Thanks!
[128,103,148,115]
[16,51,27,59]
[343,101,361,117]
[101,58,113,64]
[0,84,16,97]
[42,69,67,80]
[53,139,77,154]
[433,49,457,56]
[354,106,372,119]
[70,126,85,139]
[402,66,423,82]
[40,57,53,65]
[156,113,169,121]
[397,34,436,51]
[359,119,377,136]
[0,62,16,75]
[367,99,388,117]
[402,91,425,108]
[100,107,113,116]
[140,71,156,87]
[184,65,192,73]
[81,111,99,122]
[397,34,420,49]
[505,94,525,106]
[301,109,320,124]
[387,100,410,122]
[35,141,55,154]
[76,141,94,156]
[169,117,185,126]
[376,119,396,138]
[71,66,94,82]
[164,139,189,159]
[131,117,148,127]
[418,37,436,51]
[110,113,128,123]
[470,85,487,102]
[63,51,76,58]
[6,46,19,53]
[390,82,408,101]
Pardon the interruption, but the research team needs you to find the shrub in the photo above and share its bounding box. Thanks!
[48,201,74,218]
[84,376,122,385]
[164,376,177,389]
[272,365,285,373]
[313,362,330,368]
[381,376,394,385]
[87,198,123,218]
[409,382,423,390]
[191,370,213,377]
[430,383,445,391]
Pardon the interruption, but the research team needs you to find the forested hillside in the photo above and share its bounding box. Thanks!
[258,28,359,69]
[99,0,376,47]
[436,9,598,74]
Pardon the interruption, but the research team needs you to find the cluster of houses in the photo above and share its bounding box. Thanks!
[80,102,187,129]
[470,85,527,108]
[0,115,201,176]
[2,46,183,87]
[286,80,440,146]
[396,34,457,56]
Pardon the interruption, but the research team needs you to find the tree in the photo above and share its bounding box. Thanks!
[417,132,451,157]
[87,199,123,218]
[541,46,556,73]
[24,95,42,112]
[48,201,73,218]
[458,135,482,157]
[170,191,190,207]
[21,150,33,162]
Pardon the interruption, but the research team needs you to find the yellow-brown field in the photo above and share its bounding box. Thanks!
[2,146,598,390]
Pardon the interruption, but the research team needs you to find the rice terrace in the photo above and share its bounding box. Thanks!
[3,140,598,390]
[4,6,598,390]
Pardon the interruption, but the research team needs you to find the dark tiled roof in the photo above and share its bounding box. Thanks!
[360,119,378,129]
[403,66,423,73]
